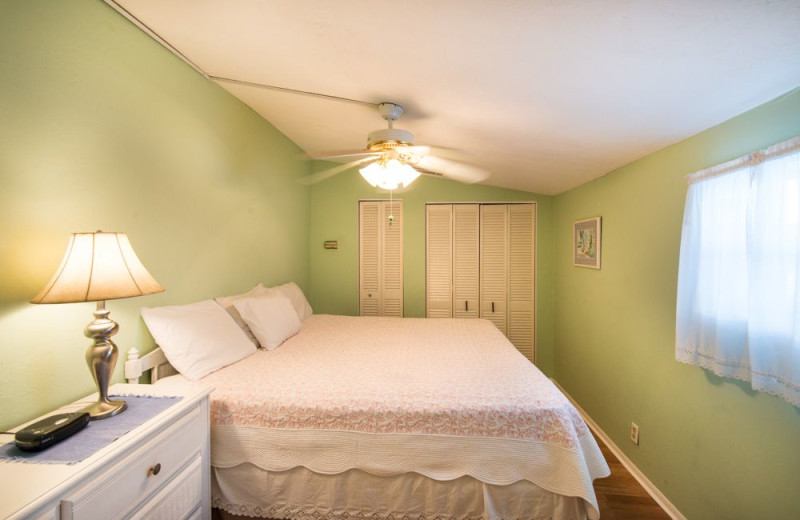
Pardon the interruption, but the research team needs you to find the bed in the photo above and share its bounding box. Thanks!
[127,285,609,520]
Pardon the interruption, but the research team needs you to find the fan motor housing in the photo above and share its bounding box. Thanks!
[367,128,414,150]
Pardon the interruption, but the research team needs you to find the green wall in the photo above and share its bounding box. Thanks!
[4,2,799,516]
[0,0,310,430]
[553,88,800,520]
[309,167,555,374]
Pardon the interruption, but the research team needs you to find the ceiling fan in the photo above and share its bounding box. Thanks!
[301,102,490,189]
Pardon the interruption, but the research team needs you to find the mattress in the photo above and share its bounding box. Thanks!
[156,314,609,519]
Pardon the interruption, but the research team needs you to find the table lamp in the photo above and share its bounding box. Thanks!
[31,231,164,420]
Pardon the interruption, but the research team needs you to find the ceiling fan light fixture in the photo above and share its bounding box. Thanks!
[300,101,488,186]
[359,158,420,190]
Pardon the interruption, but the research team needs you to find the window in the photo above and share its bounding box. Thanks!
[676,137,800,406]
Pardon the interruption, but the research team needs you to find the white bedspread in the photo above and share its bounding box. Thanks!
[171,315,609,518]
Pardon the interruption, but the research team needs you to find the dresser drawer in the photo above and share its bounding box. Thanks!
[131,455,202,520]
[60,403,204,520]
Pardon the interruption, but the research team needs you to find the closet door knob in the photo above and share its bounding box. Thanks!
[148,463,162,477]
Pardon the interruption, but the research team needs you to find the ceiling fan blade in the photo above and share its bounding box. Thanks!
[415,155,490,184]
[298,157,377,185]
[400,145,479,167]
[308,150,381,161]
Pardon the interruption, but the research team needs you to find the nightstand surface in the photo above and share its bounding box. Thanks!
[0,382,212,520]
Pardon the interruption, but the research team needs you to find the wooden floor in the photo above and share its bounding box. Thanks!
[593,434,672,520]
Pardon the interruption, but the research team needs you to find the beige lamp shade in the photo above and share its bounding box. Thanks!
[31,231,164,304]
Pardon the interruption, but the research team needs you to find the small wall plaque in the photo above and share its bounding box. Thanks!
[323,240,338,250]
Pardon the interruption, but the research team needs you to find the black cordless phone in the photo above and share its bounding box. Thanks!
[14,412,90,451]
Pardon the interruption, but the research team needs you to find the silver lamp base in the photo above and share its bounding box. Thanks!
[83,301,127,420]
[83,396,127,419]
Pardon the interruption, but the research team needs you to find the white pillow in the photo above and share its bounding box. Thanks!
[274,282,313,321]
[215,284,279,346]
[233,294,301,350]
[141,300,256,380]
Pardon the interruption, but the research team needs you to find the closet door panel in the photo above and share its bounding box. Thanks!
[480,204,508,334]
[426,204,453,318]
[359,200,403,317]
[381,200,403,317]
[453,204,480,318]
[359,201,381,316]
[508,300,533,358]
[508,204,535,360]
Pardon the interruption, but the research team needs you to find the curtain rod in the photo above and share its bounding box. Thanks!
[686,136,800,184]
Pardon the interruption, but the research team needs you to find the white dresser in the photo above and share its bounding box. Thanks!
[0,383,212,520]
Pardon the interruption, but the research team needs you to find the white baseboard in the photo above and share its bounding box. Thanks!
[552,379,688,520]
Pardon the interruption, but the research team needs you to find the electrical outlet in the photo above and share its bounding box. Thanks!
[630,422,640,445]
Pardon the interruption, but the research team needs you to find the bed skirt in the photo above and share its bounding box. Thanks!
[212,464,593,520]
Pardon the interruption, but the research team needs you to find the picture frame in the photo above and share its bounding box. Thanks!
[573,217,601,269]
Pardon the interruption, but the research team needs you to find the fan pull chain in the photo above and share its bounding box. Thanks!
[388,189,394,226]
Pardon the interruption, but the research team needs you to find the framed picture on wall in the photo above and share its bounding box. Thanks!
[573,217,601,269]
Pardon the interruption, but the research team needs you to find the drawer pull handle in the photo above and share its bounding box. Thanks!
[148,463,162,477]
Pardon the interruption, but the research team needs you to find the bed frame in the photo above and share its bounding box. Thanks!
[125,347,177,384]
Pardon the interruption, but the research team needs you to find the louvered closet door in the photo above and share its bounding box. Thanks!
[480,204,508,334]
[381,200,403,317]
[359,201,382,316]
[359,200,403,317]
[426,204,453,318]
[508,204,535,360]
[453,204,480,318]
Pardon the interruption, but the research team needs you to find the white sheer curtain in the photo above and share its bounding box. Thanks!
[676,137,800,407]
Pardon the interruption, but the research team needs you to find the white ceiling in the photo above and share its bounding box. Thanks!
[108,0,800,195]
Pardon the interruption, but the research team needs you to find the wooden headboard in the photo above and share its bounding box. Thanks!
[124,347,178,384]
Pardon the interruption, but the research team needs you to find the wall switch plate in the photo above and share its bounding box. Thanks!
[630,422,640,445]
